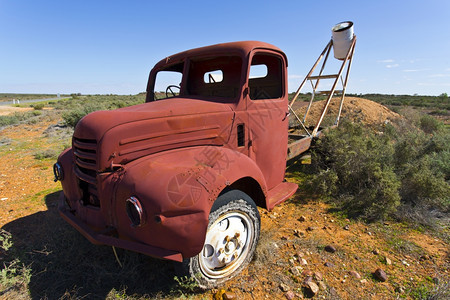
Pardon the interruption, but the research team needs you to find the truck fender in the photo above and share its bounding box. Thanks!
[113,146,267,258]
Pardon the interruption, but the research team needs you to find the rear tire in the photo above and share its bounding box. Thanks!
[188,190,260,289]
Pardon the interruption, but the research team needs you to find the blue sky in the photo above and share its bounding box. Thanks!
[1,0,449,96]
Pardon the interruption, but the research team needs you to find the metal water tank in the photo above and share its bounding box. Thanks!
[332,21,354,60]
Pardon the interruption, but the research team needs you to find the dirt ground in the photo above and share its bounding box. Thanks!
[291,97,402,129]
[0,106,34,116]
[0,99,448,299]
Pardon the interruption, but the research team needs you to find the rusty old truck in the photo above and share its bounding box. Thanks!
[54,34,356,288]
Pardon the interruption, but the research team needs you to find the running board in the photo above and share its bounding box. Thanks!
[267,181,298,211]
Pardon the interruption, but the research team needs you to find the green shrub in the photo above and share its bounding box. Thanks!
[32,103,45,110]
[419,114,444,134]
[34,149,58,160]
[59,94,145,128]
[307,116,449,223]
[0,230,31,293]
[0,111,42,127]
[0,114,20,127]
[309,121,400,220]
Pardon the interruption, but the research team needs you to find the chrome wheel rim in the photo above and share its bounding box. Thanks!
[199,211,254,278]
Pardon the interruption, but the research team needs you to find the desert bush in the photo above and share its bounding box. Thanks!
[34,149,58,160]
[62,102,108,127]
[0,111,42,127]
[32,103,45,110]
[307,115,449,223]
[308,121,401,220]
[0,114,21,127]
[419,114,444,134]
[59,94,145,127]
[0,230,31,295]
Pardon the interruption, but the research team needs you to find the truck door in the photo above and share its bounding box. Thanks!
[246,51,289,190]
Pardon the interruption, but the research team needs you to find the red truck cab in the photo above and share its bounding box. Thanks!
[55,41,298,288]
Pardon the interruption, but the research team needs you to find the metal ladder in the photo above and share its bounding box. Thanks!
[289,35,357,137]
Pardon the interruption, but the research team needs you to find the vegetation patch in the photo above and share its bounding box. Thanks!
[303,112,449,226]
[54,94,145,127]
[0,230,31,297]
[33,149,58,160]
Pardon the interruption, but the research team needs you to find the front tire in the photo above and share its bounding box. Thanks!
[189,190,260,289]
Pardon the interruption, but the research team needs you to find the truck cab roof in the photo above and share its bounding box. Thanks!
[152,41,287,70]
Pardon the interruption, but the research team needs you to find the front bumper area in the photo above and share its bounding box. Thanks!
[58,193,183,262]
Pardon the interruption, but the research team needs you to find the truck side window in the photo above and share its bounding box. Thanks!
[249,54,283,100]
[154,62,184,100]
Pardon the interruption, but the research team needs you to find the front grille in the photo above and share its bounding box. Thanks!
[73,137,100,207]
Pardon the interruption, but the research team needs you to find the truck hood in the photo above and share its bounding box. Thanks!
[73,98,235,172]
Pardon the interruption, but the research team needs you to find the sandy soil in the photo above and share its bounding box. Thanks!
[0,106,34,116]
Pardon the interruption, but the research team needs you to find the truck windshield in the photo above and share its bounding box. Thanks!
[153,55,242,102]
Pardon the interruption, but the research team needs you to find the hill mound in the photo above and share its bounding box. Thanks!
[293,97,402,127]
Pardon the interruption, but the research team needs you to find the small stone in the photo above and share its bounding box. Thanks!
[348,271,361,279]
[372,249,380,255]
[401,260,410,266]
[360,279,367,284]
[343,224,350,230]
[289,258,296,266]
[302,269,313,277]
[290,266,301,276]
[300,258,308,265]
[306,226,317,231]
[319,281,327,291]
[222,292,236,300]
[296,252,305,258]
[314,272,323,281]
[324,262,335,268]
[294,229,305,237]
[284,291,295,300]
[325,245,336,253]
[0,197,8,201]
[330,287,339,298]
[302,276,313,284]
[396,286,405,293]
[385,257,392,265]
[281,236,288,240]
[374,268,388,282]
[299,215,307,222]
[280,283,290,292]
[304,281,319,295]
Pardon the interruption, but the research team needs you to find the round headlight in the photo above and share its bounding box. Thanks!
[126,196,146,227]
[53,162,64,182]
